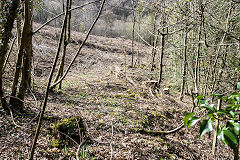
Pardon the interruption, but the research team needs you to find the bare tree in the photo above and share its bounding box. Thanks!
[194,0,204,94]
[9,0,33,110]
[180,27,188,101]
[0,0,20,111]
[54,0,72,89]
[157,4,167,86]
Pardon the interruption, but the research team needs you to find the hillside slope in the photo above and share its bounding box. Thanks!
[0,23,232,159]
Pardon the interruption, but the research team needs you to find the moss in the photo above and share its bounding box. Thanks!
[51,137,60,148]
[140,112,166,128]
[47,116,86,148]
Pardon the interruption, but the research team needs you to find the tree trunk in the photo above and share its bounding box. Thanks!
[158,32,165,85]
[9,1,22,103]
[157,1,167,86]
[131,0,136,67]
[0,0,20,111]
[180,28,188,101]
[194,2,204,94]
[210,2,233,95]
[151,29,160,71]
[54,0,71,89]
[9,0,32,110]
[150,12,159,71]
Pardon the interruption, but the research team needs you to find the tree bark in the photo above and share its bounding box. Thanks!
[0,0,20,111]
[210,2,233,94]
[157,1,167,86]
[54,0,72,89]
[131,0,136,67]
[180,28,188,101]
[9,0,32,110]
[150,12,159,71]
[158,32,165,85]
[194,1,204,94]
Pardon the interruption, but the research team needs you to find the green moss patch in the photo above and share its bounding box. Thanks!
[47,116,86,148]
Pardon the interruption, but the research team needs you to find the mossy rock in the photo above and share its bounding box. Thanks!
[47,116,86,148]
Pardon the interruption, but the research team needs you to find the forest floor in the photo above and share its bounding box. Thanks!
[0,23,233,159]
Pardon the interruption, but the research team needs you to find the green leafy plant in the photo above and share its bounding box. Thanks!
[184,82,240,159]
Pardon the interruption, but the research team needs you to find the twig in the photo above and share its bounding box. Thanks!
[56,130,80,146]
[6,104,23,128]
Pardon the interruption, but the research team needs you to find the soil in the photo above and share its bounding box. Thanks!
[0,23,233,159]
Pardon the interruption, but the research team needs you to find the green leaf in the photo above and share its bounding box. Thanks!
[217,128,238,150]
[229,111,236,118]
[227,120,240,136]
[184,112,195,128]
[237,81,240,90]
[234,66,240,73]
[211,93,222,99]
[217,109,228,115]
[194,95,204,104]
[200,104,216,112]
[199,99,208,105]
[200,119,213,138]
[187,117,200,129]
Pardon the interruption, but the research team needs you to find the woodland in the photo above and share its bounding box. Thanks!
[0,0,240,159]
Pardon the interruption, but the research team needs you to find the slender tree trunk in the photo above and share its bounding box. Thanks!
[68,0,72,40]
[10,0,32,110]
[158,32,165,85]
[212,98,222,156]
[210,2,233,94]
[29,0,70,157]
[9,2,23,100]
[157,1,167,86]
[54,0,71,89]
[2,37,16,73]
[62,0,65,12]
[131,0,136,67]
[0,0,20,111]
[194,2,204,94]
[180,28,188,101]
[150,12,159,71]
[16,2,22,49]
[28,0,33,88]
